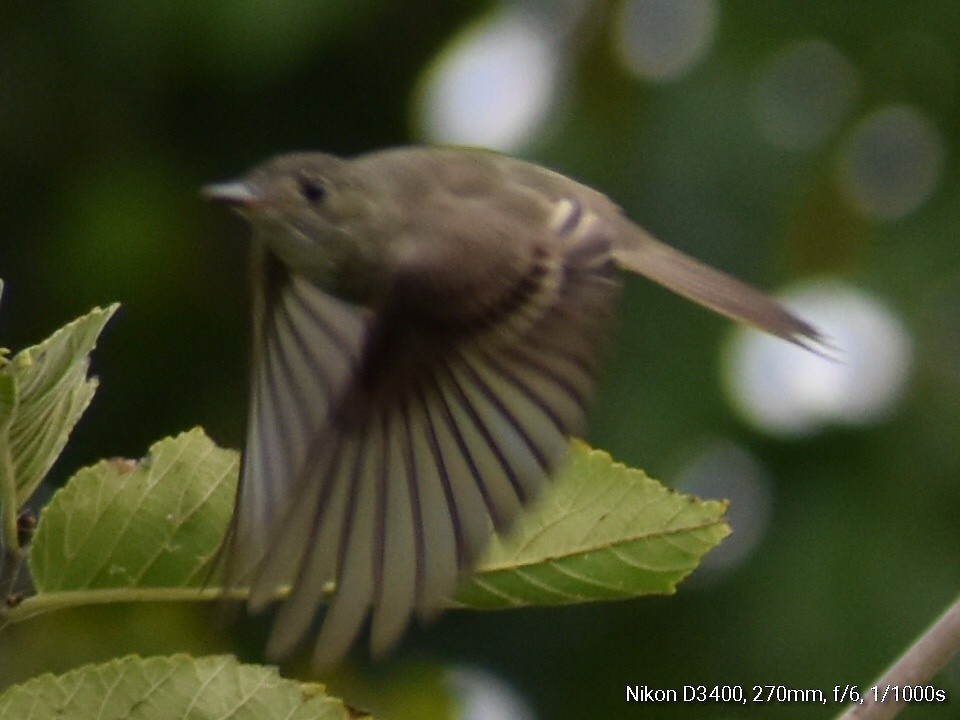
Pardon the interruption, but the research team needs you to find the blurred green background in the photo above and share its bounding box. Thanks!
[1,1,958,718]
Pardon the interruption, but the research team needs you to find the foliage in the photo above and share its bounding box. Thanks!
[0,654,367,720]
[0,295,726,718]
[1,2,958,716]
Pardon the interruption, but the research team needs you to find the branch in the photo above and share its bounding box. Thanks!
[836,592,960,720]
[0,586,248,630]
[0,419,22,601]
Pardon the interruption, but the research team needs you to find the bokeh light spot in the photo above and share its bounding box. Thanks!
[414,12,558,152]
[616,0,718,82]
[753,39,859,150]
[723,280,913,437]
[448,666,537,720]
[677,441,772,576]
[839,105,946,220]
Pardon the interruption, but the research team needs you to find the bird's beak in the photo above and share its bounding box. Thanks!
[201,180,260,209]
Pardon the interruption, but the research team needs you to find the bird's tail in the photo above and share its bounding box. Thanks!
[611,228,825,352]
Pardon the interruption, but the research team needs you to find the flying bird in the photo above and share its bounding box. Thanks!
[204,146,822,668]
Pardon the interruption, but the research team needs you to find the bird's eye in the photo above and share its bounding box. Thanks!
[296,174,326,204]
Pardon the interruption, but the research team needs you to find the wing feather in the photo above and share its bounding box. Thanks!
[402,388,460,615]
[421,381,494,562]
[246,434,338,613]
[227,218,620,667]
[224,249,366,603]
[265,428,356,657]
[431,366,523,530]
[308,417,383,666]
[368,406,418,656]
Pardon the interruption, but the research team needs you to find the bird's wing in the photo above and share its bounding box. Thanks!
[229,196,621,668]
[317,217,620,666]
[220,242,368,618]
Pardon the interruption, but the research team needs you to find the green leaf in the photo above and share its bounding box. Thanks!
[455,440,730,608]
[18,429,725,621]
[1,301,119,508]
[30,428,237,592]
[0,654,371,719]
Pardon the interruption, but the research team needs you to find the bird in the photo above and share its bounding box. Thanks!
[203,145,822,668]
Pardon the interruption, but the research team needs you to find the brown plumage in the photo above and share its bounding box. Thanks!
[204,146,822,668]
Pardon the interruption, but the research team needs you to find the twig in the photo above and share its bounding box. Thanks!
[836,592,960,720]
[0,547,21,603]
[0,420,21,603]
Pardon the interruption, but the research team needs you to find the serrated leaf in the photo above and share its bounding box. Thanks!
[19,431,726,620]
[454,441,730,608]
[30,428,238,591]
[1,302,118,508]
[0,654,371,720]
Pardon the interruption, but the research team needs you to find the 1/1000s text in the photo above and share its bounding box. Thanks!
[626,684,947,706]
